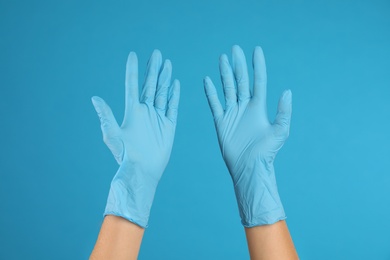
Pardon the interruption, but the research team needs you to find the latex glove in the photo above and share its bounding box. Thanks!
[92,50,180,228]
[204,45,292,227]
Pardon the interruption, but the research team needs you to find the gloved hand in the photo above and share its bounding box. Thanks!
[204,45,292,227]
[92,50,180,228]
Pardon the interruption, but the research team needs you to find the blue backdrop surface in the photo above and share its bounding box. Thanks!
[1,0,389,259]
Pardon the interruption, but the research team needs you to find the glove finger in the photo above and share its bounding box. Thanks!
[125,51,139,106]
[204,76,223,119]
[91,96,120,131]
[123,52,140,127]
[91,96,123,163]
[252,46,267,110]
[232,45,251,101]
[273,90,292,138]
[219,54,237,108]
[155,59,172,111]
[141,49,162,104]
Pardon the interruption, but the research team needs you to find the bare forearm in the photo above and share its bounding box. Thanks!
[90,216,144,260]
[245,220,298,260]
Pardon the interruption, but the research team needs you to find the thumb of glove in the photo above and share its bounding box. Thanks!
[92,96,124,164]
[273,90,292,139]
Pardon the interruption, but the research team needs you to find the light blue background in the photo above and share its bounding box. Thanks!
[1,0,389,259]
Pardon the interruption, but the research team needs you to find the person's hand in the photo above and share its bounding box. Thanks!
[204,45,292,227]
[92,50,180,228]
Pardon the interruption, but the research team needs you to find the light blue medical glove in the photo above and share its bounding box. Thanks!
[91,50,180,228]
[204,45,292,227]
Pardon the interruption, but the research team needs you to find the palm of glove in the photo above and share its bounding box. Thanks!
[111,104,175,179]
[215,98,290,180]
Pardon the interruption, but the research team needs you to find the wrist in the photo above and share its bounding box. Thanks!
[104,160,160,228]
[231,159,286,227]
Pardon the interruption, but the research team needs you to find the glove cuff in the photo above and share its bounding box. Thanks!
[232,160,286,227]
[104,161,159,228]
